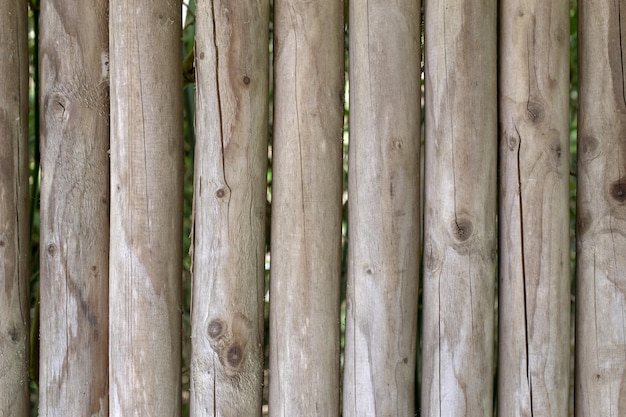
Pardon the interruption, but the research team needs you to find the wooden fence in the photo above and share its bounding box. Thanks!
[1,0,625,416]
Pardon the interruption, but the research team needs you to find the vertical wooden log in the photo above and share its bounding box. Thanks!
[268,0,344,415]
[0,0,30,415]
[108,1,183,415]
[421,0,497,415]
[498,0,571,416]
[190,0,269,415]
[38,0,109,415]
[342,0,421,415]
[576,0,626,415]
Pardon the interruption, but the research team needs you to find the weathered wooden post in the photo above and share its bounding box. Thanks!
[0,0,30,415]
[108,0,183,415]
[190,0,269,415]
[576,0,626,414]
[38,0,110,415]
[498,0,571,415]
[342,0,421,415]
[268,0,344,415]
[421,0,498,415]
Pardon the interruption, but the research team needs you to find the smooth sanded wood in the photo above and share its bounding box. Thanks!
[268,0,344,415]
[576,1,626,415]
[190,0,269,415]
[38,1,109,415]
[108,1,183,415]
[498,1,571,416]
[421,0,497,416]
[342,1,421,416]
[0,0,30,415]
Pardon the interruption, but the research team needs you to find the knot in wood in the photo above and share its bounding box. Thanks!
[208,319,226,339]
[580,135,599,161]
[610,179,626,203]
[507,134,519,151]
[525,101,545,124]
[226,343,244,368]
[50,93,70,122]
[47,243,57,256]
[8,326,19,342]
[551,141,562,160]
[391,138,403,150]
[423,242,443,273]
[451,217,473,242]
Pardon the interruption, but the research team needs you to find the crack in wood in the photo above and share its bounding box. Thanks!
[515,124,534,416]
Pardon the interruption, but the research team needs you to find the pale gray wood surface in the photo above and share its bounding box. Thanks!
[38,1,109,415]
[190,0,269,415]
[0,0,30,415]
[576,0,626,415]
[269,0,344,415]
[421,0,498,415]
[498,0,571,415]
[343,1,421,415]
[109,1,183,415]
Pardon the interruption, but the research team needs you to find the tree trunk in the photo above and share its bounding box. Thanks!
[0,0,30,415]
[268,0,344,415]
[497,1,571,416]
[190,0,269,415]
[421,0,497,415]
[576,0,626,415]
[342,1,421,416]
[108,1,183,415]
[38,0,109,415]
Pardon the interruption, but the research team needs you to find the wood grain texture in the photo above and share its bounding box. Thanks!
[38,0,109,415]
[576,0,626,415]
[0,0,30,415]
[498,0,571,416]
[342,0,421,415]
[190,0,269,415]
[421,0,497,415]
[108,0,183,415]
[268,0,344,415]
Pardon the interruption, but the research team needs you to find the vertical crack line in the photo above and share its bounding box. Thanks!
[468,250,474,333]
[212,357,217,415]
[366,0,373,100]
[617,0,626,106]
[133,3,152,242]
[64,259,71,407]
[441,3,459,228]
[288,4,309,271]
[211,0,230,194]
[128,234,134,389]
[16,29,27,325]
[346,147,357,410]
[15,120,26,326]
[612,153,621,270]
[352,288,357,415]
[592,250,600,371]
[608,193,625,350]
[525,30,535,120]
[515,125,533,415]
[438,268,442,417]
[608,148,626,355]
